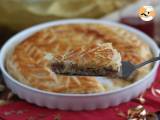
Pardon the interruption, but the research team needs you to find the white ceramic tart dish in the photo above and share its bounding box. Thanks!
[0,19,159,111]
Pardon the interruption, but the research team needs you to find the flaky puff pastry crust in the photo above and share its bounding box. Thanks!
[6,24,152,93]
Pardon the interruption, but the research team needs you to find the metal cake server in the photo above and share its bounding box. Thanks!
[119,54,160,78]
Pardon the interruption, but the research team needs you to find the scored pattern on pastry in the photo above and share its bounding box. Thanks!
[6,24,152,93]
[59,43,120,68]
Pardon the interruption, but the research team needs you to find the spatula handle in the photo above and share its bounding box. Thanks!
[135,54,160,69]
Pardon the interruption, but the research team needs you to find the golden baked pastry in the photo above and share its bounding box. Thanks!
[52,43,121,76]
[6,24,152,93]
